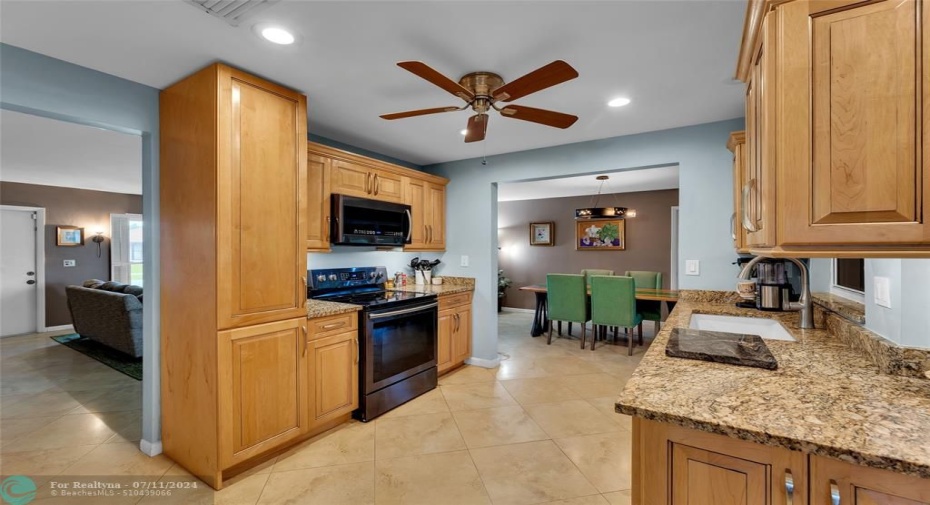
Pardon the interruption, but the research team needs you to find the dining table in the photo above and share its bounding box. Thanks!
[517,284,680,337]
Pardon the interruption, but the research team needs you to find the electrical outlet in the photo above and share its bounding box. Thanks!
[63,260,76,267]
[460,255,469,267]
[874,276,892,308]
[685,260,700,276]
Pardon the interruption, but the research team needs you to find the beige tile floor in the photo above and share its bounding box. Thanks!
[0,312,655,504]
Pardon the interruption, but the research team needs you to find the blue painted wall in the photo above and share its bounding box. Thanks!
[424,118,745,362]
[0,43,163,451]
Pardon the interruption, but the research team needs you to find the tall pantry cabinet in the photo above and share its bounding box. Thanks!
[160,63,308,489]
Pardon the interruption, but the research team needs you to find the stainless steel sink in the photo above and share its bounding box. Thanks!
[688,314,796,342]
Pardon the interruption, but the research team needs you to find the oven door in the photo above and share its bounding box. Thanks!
[363,299,438,393]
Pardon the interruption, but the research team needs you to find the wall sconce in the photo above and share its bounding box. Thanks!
[92,231,106,258]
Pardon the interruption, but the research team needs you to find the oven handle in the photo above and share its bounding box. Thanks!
[368,302,438,320]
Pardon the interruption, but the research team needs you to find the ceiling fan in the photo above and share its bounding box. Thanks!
[380,60,580,143]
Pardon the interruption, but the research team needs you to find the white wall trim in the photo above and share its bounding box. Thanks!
[499,307,535,313]
[465,356,501,368]
[139,439,163,457]
[44,324,74,333]
[1,205,46,332]
[670,206,679,290]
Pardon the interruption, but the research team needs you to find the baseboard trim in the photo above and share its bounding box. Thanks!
[465,356,501,368]
[43,324,74,332]
[500,307,535,313]
[139,439,163,457]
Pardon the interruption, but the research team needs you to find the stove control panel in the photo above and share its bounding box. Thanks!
[308,266,388,291]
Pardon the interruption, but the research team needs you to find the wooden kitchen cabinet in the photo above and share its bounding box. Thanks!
[734,0,930,256]
[437,292,473,374]
[331,159,404,204]
[308,330,359,428]
[727,131,749,253]
[161,63,308,488]
[307,142,449,252]
[405,178,447,251]
[306,152,331,251]
[810,455,930,505]
[634,418,807,505]
[218,318,308,468]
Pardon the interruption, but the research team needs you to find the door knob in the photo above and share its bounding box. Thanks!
[26,280,36,285]
[26,271,35,276]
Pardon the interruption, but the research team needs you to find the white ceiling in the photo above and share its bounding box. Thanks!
[498,165,679,202]
[0,1,746,167]
[0,109,142,194]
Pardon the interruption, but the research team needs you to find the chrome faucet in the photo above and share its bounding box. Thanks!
[738,256,815,329]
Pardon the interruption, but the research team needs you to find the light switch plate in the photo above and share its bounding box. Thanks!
[460,255,469,267]
[874,276,892,308]
[63,260,76,267]
[685,259,700,276]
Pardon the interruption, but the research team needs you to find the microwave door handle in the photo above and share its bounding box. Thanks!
[405,208,413,243]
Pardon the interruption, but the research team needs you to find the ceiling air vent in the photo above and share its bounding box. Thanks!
[184,0,280,26]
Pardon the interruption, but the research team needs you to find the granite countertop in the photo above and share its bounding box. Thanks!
[812,292,865,324]
[616,297,930,478]
[307,299,362,319]
[389,276,475,296]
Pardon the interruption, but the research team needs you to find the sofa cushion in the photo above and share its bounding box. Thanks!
[123,285,143,298]
[99,281,128,293]
[83,279,106,289]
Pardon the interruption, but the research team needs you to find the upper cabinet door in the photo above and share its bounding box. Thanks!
[330,160,372,198]
[427,182,446,250]
[405,178,427,249]
[217,69,308,329]
[779,0,930,246]
[306,152,331,251]
[370,170,404,203]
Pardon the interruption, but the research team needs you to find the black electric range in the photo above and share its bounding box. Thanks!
[308,266,438,421]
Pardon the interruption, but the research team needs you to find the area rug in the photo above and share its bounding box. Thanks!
[50,333,142,381]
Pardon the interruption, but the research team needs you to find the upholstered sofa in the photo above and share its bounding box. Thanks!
[65,279,143,358]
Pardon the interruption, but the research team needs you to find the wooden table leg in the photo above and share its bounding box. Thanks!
[530,292,549,337]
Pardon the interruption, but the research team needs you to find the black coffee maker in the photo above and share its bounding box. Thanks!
[735,257,803,311]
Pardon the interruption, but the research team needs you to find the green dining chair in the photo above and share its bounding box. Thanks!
[625,270,663,333]
[590,275,643,355]
[546,274,591,348]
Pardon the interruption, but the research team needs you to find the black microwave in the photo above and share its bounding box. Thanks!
[331,194,412,246]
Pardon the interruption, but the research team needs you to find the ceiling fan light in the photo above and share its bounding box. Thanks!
[460,129,468,136]
[608,97,631,108]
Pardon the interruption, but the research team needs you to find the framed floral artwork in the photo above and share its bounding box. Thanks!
[575,219,625,250]
[529,222,554,246]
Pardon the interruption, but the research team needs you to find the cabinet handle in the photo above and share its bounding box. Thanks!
[301,276,307,296]
[354,338,359,364]
[302,326,308,357]
[730,212,737,241]
[325,216,330,242]
[322,321,346,330]
[829,480,840,505]
[784,470,794,505]
[741,180,759,232]
[374,174,380,195]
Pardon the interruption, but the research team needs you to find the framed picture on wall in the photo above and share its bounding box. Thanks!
[575,219,625,250]
[56,226,84,246]
[529,222,554,246]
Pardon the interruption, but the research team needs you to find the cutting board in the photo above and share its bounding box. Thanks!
[665,327,778,370]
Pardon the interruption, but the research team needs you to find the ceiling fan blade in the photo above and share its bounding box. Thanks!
[499,105,578,129]
[380,106,461,120]
[397,61,475,101]
[492,60,579,102]
[464,114,488,143]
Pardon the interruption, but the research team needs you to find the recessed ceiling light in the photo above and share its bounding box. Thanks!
[460,129,468,136]
[260,26,295,45]
[608,97,631,108]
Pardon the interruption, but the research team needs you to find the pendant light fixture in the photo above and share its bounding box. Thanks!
[574,175,636,219]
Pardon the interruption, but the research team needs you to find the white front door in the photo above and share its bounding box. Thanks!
[1,208,38,336]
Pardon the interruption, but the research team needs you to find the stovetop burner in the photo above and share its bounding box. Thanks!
[308,266,436,310]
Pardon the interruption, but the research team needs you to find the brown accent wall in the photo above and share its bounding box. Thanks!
[498,189,678,310]
[0,182,142,326]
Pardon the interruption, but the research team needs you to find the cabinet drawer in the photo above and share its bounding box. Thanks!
[308,312,358,340]
[439,292,472,310]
